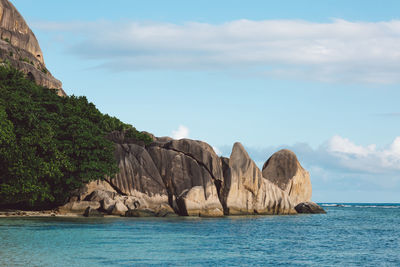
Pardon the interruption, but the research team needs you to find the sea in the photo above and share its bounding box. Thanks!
[0,203,399,266]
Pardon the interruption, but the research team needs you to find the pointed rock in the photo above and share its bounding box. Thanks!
[223,143,296,215]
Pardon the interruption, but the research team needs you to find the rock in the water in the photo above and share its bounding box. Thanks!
[223,143,296,215]
[111,201,128,216]
[83,207,104,217]
[262,149,312,206]
[295,202,326,214]
[0,0,64,95]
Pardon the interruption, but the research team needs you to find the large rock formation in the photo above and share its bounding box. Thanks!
[262,149,312,206]
[60,133,323,217]
[0,0,65,96]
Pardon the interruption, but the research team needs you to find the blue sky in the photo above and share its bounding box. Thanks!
[12,0,400,202]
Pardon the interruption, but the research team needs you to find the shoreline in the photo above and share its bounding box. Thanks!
[0,209,303,218]
[0,210,69,218]
[0,211,127,218]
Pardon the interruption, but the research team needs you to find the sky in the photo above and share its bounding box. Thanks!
[11,0,400,203]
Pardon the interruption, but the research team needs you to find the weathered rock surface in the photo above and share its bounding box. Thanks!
[164,139,224,183]
[111,143,171,215]
[0,0,65,96]
[147,139,224,216]
[223,143,296,215]
[177,186,223,217]
[262,149,312,206]
[295,202,326,214]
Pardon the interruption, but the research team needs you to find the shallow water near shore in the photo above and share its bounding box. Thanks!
[1,204,399,266]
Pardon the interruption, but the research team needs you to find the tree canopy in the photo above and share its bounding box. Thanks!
[0,66,151,208]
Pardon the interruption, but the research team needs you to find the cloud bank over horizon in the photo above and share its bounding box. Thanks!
[33,19,400,84]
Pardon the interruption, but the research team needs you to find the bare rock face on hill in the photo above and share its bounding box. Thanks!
[262,149,312,206]
[0,0,65,96]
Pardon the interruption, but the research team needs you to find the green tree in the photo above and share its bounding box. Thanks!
[0,66,151,208]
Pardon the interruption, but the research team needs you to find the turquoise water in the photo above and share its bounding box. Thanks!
[1,204,399,266]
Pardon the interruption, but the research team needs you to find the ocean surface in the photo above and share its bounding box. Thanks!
[0,203,399,266]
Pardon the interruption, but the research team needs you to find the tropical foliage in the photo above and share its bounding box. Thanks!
[0,66,150,207]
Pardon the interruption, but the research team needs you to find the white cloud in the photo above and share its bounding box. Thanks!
[33,19,400,84]
[171,125,189,140]
[326,135,400,172]
[328,135,376,157]
[379,137,400,168]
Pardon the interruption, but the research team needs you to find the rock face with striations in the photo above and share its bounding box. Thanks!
[147,139,224,217]
[111,142,174,216]
[0,0,65,96]
[222,143,296,215]
[262,149,312,206]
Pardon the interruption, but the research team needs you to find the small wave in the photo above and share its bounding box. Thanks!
[353,205,400,208]
[320,204,349,207]
[320,204,400,208]
[353,205,400,209]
